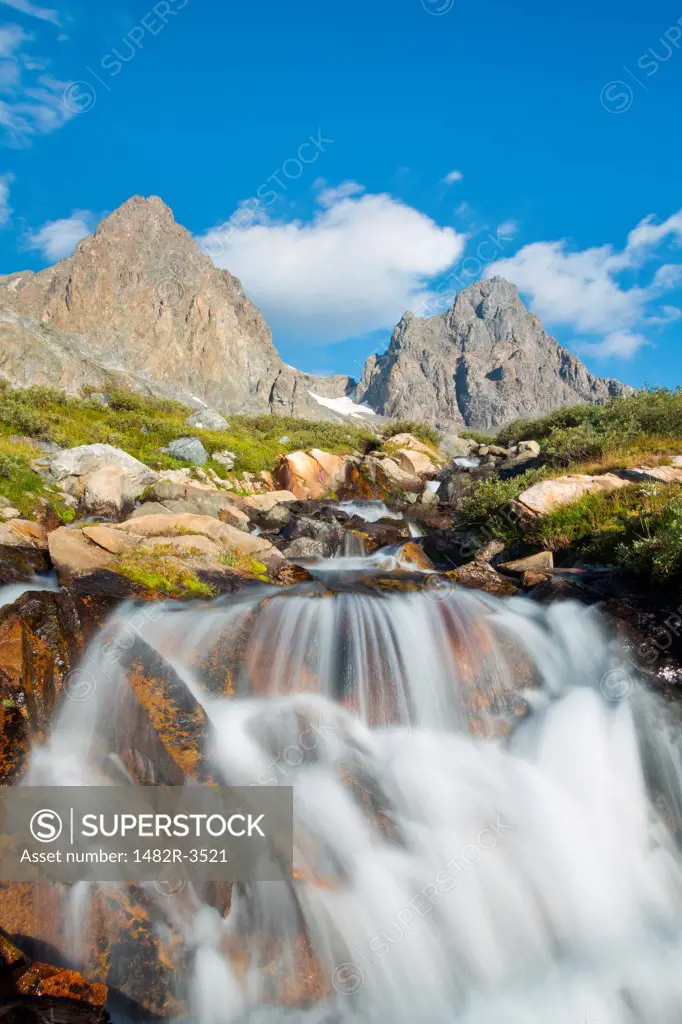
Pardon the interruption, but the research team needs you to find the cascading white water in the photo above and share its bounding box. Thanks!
[20,552,682,1023]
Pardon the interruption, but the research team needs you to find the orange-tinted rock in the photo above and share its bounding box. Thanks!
[116,637,211,783]
[276,452,329,499]
[0,591,83,781]
[14,964,107,1006]
[396,541,435,570]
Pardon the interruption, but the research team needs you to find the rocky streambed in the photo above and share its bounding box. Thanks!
[1,432,682,1022]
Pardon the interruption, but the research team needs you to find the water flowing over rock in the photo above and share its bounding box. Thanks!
[355,276,631,429]
[7,541,682,1023]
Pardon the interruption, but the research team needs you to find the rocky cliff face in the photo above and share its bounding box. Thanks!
[0,195,355,420]
[355,277,631,430]
[0,202,630,429]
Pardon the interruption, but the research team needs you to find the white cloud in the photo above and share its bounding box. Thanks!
[0,169,13,223]
[442,169,463,185]
[487,210,682,359]
[579,331,650,359]
[0,1,60,26]
[0,22,73,145]
[25,209,94,261]
[497,219,518,239]
[199,185,465,341]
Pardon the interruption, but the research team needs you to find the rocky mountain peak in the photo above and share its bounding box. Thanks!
[0,196,356,419]
[355,276,632,430]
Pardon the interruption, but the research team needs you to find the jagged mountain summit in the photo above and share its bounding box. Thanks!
[0,195,358,421]
[354,277,631,430]
[0,197,629,429]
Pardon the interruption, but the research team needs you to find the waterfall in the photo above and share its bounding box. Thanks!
[19,554,682,1024]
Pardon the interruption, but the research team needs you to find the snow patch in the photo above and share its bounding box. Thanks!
[307,391,376,419]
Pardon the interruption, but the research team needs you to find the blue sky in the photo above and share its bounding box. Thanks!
[0,0,681,387]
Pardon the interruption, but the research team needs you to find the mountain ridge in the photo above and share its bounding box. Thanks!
[0,196,631,429]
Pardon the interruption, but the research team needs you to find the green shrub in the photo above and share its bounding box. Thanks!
[542,423,607,466]
[535,483,682,582]
[459,430,497,445]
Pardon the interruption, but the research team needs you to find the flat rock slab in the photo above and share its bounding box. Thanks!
[499,550,554,574]
[518,473,630,515]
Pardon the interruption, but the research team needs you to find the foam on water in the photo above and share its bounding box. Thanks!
[20,556,682,1023]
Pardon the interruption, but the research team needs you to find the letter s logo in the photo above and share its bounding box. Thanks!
[30,809,63,843]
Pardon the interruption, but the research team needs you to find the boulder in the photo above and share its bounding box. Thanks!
[276,452,330,499]
[391,448,437,478]
[187,408,229,431]
[0,520,47,550]
[42,444,156,515]
[309,449,348,488]
[47,528,112,582]
[283,537,327,559]
[385,433,443,461]
[211,449,236,469]
[441,434,478,458]
[258,504,294,531]
[243,490,297,512]
[161,436,208,465]
[624,464,682,484]
[517,473,630,516]
[1,507,20,519]
[449,561,519,596]
[81,524,138,555]
[498,550,554,575]
[146,479,250,528]
[518,439,541,456]
[0,590,83,781]
[372,456,422,495]
[117,513,286,569]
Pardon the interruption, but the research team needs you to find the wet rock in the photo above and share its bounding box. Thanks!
[0,544,50,584]
[41,444,157,516]
[474,538,507,564]
[257,504,293,531]
[187,408,229,431]
[284,516,344,556]
[0,590,83,780]
[498,550,554,575]
[448,561,519,596]
[518,473,630,515]
[521,569,551,588]
[396,541,435,570]
[283,537,327,559]
[115,635,212,783]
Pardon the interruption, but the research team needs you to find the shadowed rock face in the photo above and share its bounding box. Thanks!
[0,195,354,419]
[355,277,631,430]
